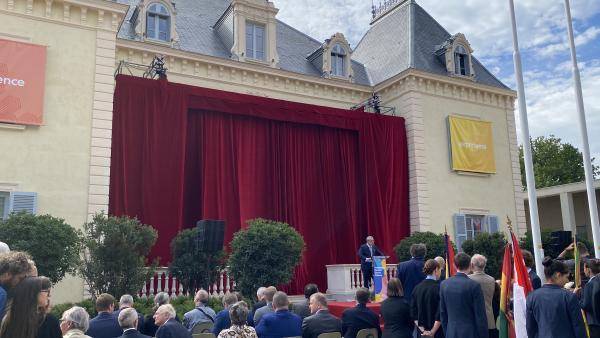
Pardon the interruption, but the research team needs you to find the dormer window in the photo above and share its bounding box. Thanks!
[246,22,265,61]
[454,45,469,76]
[435,33,475,80]
[146,2,170,41]
[331,44,346,77]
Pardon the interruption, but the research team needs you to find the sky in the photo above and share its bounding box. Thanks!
[273,0,600,167]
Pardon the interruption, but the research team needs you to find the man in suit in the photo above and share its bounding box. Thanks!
[256,291,302,338]
[357,236,384,289]
[440,252,488,338]
[183,289,216,331]
[396,243,427,300]
[522,250,542,290]
[580,258,600,337]
[293,283,319,320]
[118,308,151,338]
[212,292,238,335]
[253,286,277,326]
[154,304,192,338]
[468,254,497,338]
[114,294,145,331]
[302,292,342,338]
[87,293,123,338]
[248,287,267,326]
[341,288,381,338]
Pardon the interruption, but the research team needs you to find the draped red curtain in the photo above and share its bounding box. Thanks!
[109,75,409,294]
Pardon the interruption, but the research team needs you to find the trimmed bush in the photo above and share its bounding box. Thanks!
[461,232,506,279]
[228,218,305,299]
[394,232,452,262]
[0,212,80,284]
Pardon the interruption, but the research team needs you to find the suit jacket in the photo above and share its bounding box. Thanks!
[357,244,384,269]
[255,309,302,338]
[396,257,426,300]
[380,296,414,338]
[293,299,311,320]
[301,309,341,338]
[526,284,586,338]
[440,272,488,338]
[118,328,152,338]
[528,269,542,290]
[156,319,192,338]
[87,312,123,338]
[114,308,145,331]
[212,309,232,335]
[341,304,381,338]
[581,275,600,327]
[469,271,497,329]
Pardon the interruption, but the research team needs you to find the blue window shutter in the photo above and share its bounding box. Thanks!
[245,23,254,58]
[9,192,38,215]
[487,215,499,233]
[454,213,467,252]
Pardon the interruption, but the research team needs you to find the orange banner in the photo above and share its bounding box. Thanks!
[0,39,47,125]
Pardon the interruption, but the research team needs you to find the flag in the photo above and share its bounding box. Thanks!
[511,230,533,338]
[444,228,456,278]
[574,238,591,338]
[498,243,514,338]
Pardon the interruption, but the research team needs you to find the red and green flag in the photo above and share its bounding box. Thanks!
[511,230,533,338]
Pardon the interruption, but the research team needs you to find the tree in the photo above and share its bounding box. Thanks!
[168,228,225,294]
[461,232,506,279]
[228,218,305,299]
[78,213,158,298]
[519,135,599,189]
[0,212,80,284]
[393,232,452,262]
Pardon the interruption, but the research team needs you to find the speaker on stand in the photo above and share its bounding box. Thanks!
[196,220,226,293]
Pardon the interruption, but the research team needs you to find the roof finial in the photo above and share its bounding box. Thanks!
[371,0,376,18]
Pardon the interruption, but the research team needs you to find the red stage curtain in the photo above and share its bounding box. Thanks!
[109,75,409,294]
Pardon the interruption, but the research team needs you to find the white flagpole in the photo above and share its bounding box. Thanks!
[507,0,545,281]
[563,0,600,255]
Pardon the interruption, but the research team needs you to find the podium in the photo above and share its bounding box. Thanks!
[373,255,389,302]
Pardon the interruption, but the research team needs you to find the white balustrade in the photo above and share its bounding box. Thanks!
[140,267,235,299]
[326,264,398,301]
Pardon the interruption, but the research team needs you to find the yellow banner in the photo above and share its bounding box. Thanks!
[448,115,496,174]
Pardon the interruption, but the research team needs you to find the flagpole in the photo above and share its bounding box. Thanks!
[563,0,600,256]
[507,0,545,281]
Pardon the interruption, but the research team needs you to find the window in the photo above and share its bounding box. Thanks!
[0,191,37,219]
[0,192,8,220]
[465,214,484,240]
[454,45,469,76]
[454,214,499,251]
[246,22,265,61]
[146,3,170,42]
[331,44,346,76]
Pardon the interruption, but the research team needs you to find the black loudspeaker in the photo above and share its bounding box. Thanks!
[550,230,572,252]
[197,220,225,253]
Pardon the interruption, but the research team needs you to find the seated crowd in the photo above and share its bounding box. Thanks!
[1,241,599,338]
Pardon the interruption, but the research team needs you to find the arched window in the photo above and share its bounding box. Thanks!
[146,3,170,41]
[331,44,346,76]
[454,45,469,76]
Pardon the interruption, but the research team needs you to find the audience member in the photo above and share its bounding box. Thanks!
[411,259,443,338]
[154,304,191,338]
[357,236,384,289]
[183,289,216,331]
[341,288,381,338]
[253,286,277,326]
[60,306,91,338]
[579,258,600,337]
[522,250,542,290]
[293,283,318,320]
[28,259,38,277]
[87,293,122,338]
[0,251,32,319]
[213,293,239,335]
[218,301,258,338]
[301,292,341,338]
[114,295,144,331]
[380,278,413,338]
[526,257,586,338]
[396,243,427,300]
[256,291,302,338]
[434,256,446,281]
[0,276,61,338]
[141,292,170,336]
[469,254,498,338]
[117,308,151,338]
[558,242,592,283]
[440,252,488,338]
[248,287,267,327]
[0,241,9,253]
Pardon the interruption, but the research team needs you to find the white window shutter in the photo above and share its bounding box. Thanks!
[453,213,467,252]
[9,192,38,215]
[487,215,499,233]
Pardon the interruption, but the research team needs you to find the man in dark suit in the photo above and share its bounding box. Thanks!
[440,252,488,338]
[302,292,341,338]
[293,283,319,320]
[212,293,238,335]
[114,294,145,331]
[580,259,600,337]
[522,250,542,290]
[87,293,123,338]
[341,288,381,338]
[256,291,302,338]
[248,287,267,326]
[117,308,151,338]
[397,243,427,300]
[357,236,384,288]
[154,304,192,338]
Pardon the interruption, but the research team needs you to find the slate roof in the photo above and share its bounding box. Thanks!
[116,0,508,89]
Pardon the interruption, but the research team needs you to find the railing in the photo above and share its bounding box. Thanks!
[139,267,235,299]
[325,264,397,301]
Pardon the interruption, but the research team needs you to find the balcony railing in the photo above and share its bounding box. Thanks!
[139,267,235,298]
[326,264,397,301]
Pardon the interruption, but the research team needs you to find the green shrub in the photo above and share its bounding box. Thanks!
[0,212,80,284]
[78,213,158,298]
[50,298,96,318]
[394,232,452,262]
[461,232,506,279]
[169,228,225,294]
[519,229,594,259]
[228,218,305,299]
